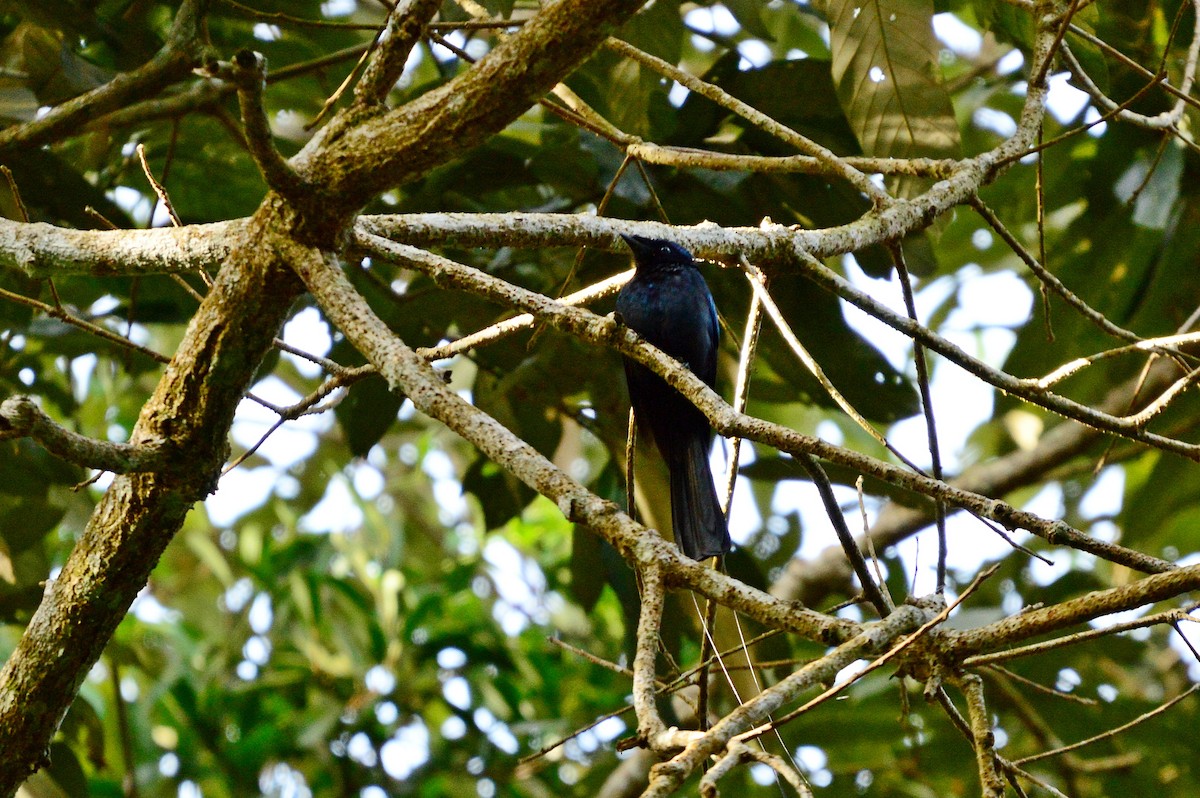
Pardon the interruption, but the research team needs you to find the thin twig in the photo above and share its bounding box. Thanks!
[795,453,890,618]
[1014,684,1200,766]
[603,38,891,206]
[888,242,946,592]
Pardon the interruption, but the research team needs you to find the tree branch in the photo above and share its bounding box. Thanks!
[290,244,861,646]
[0,396,172,473]
[0,197,306,795]
[292,0,649,219]
[353,0,444,107]
[0,0,213,155]
[633,564,668,744]
[944,562,1200,658]
[351,234,1175,575]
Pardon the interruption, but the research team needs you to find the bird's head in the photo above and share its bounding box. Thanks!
[620,234,695,269]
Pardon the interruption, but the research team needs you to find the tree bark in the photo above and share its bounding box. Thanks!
[0,0,649,790]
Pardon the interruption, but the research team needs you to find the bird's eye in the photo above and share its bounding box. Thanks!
[660,246,671,254]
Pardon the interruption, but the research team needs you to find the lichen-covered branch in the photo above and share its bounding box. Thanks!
[352,234,1175,575]
[0,0,213,155]
[0,0,660,790]
[0,396,172,474]
[944,562,1200,658]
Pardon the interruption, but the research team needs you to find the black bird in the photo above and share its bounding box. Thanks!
[615,234,731,560]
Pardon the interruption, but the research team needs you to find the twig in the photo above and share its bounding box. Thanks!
[641,604,926,796]
[1058,0,1200,131]
[1013,684,1200,766]
[700,740,812,797]
[135,144,184,227]
[216,0,385,29]
[1065,22,1200,114]
[0,286,169,365]
[307,30,384,130]
[997,68,1168,166]
[795,453,890,618]
[221,374,354,475]
[888,241,946,592]
[971,196,1172,349]
[739,258,927,474]
[626,141,959,178]
[0,166,29,223]
[198,51,307,196]
[983,663,1097,706]
[722,259,765,512]
[857,477,895,611]
[603,38,891,207]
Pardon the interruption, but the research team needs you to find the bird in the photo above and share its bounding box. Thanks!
[615,233,731,560]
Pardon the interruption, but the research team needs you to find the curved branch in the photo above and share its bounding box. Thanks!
[291,244,861,646]
[352,234,1175,574]
[0,0,213,155]
[0,396,172,473]
[294,0,650,220]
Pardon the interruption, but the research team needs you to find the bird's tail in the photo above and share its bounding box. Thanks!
[668,434,731,560]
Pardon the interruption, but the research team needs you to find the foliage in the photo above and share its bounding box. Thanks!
[2,1,1200,797]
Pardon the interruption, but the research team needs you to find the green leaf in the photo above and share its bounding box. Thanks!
[334,373,402,458]
[827,0,961,198]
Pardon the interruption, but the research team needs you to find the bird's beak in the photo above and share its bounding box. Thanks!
[620,233,656,261]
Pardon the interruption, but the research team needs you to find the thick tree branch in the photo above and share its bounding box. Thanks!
[0,195,306,795]
[0,217,240,278]
[293,0,649,219]
[0,3,666,787]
